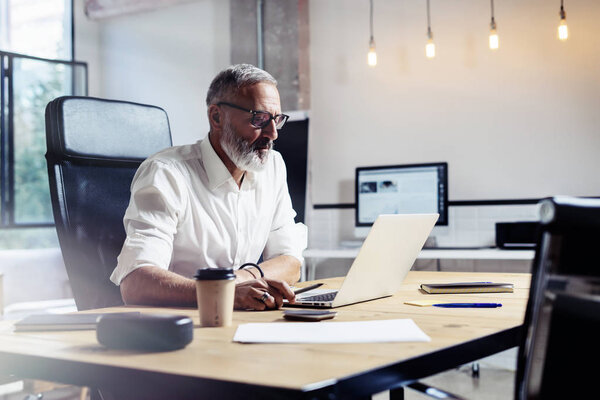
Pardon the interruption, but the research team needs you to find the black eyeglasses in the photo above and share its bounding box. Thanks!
[217,102,289,130]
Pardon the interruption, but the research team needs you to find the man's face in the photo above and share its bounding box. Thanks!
[219,82,281,172]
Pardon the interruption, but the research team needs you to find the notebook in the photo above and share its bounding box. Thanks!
[419,282,514,294]
[14,312,140,332]
[289,214,438,308]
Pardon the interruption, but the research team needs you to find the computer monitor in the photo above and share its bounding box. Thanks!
[355,162,448,232]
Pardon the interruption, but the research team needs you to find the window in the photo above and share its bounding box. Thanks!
[0,0,72,60]
[0,0,87,249]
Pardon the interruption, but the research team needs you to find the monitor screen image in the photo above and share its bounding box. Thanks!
[355,162,448,227]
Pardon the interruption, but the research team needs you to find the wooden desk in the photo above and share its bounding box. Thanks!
[0,271,530,399]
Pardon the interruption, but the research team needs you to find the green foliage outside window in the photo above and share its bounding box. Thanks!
[13,61,64,224]
[0,59,85,250]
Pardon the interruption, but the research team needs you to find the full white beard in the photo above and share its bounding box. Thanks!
[220,120,272,172]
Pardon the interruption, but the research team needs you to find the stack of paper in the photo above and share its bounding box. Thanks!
[233,319,430,343]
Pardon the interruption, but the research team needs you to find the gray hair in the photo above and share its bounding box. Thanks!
[206,64,277,106]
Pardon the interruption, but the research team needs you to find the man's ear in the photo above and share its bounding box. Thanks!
[208,104,222,129]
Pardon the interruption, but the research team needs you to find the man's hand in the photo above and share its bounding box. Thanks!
[234,278,296,310]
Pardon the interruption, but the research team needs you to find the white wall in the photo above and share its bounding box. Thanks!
[0,249,70,306]
[74,0,600,202]
[73,0,102,96]
[77,0,231,145]
[309,0,600,204]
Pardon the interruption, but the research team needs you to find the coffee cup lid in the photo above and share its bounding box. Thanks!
[194,267,235,280]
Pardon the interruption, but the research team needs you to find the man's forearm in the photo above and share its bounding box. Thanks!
[120,263,296,311]
[259,255,301,285]
[120,266,197,307]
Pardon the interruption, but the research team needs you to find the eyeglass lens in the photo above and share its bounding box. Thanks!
[251,112,287,129]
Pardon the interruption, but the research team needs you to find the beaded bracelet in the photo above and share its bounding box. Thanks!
[240,262,264,278]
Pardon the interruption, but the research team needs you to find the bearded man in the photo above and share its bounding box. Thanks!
[110,64,307,310]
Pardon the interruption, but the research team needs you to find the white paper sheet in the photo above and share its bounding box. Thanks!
[233,319,431,343]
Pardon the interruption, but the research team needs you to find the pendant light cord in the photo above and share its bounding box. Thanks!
[369,0,374,42]
[426,0,432,37]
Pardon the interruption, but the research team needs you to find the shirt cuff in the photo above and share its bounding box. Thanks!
[263,222,308,264]
[110,233,173,285]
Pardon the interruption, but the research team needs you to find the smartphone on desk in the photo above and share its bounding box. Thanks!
[283,310,337,322]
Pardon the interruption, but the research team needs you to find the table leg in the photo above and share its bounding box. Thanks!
[390,387,405,400]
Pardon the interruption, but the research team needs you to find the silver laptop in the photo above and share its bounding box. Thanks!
[289,214,438,308]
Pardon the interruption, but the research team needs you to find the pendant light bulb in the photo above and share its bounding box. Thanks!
[558,5,568,41]
[367,0,377,67]
[426,30,435,59]
[489,1,498,50]
[425,0,435,59]
[489,21,499,50]
[368,38,377,67]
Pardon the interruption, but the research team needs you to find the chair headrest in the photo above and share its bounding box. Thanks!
[46,96,172,161]
[539,196,600,231]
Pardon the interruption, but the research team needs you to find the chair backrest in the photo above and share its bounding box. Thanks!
[515,196,600,399]
[45,96,172,310]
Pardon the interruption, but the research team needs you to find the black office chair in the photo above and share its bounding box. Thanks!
[45,96,172,311]
[407,196,600,400]
[515,196,600,399]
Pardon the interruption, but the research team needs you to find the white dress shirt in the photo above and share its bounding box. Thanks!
[110,137,307,285]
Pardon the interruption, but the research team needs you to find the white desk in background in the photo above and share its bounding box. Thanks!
[302,247,535,281]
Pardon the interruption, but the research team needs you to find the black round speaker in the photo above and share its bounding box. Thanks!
[97,313,194,351]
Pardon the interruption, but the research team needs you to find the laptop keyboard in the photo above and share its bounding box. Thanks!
[301,291,337,302]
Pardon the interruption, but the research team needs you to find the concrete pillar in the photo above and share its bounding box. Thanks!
[230,0,309,111]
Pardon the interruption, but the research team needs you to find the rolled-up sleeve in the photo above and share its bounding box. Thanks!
[110,160,187,285]
[262,159,308,264]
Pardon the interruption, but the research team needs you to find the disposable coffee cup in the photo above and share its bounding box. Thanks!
[194,268,236,327]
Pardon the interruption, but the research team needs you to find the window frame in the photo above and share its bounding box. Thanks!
[0,0,88,229]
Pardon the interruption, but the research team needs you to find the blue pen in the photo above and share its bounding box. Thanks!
[433,303,502,308]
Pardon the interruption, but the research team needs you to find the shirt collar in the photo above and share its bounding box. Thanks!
[198,136,259,191]
[199,137,233,190]
[243,168,257,187]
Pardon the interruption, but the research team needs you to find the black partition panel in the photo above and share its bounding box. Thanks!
[274,118,308,223]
